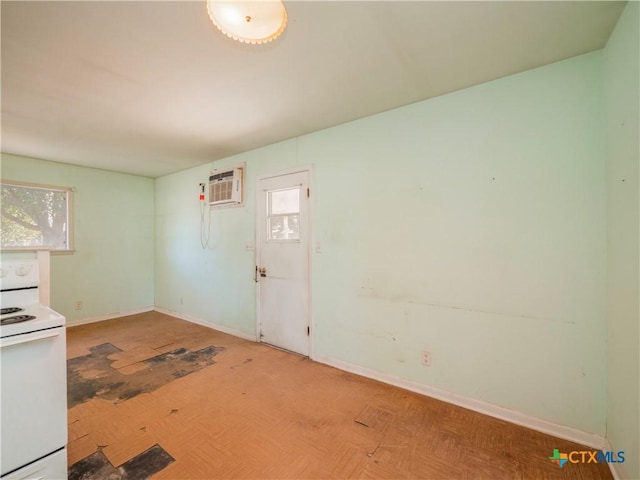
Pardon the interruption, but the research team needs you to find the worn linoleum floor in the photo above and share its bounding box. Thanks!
[66,312,612,480]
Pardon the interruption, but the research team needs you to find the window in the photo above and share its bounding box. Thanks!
[1,181,73,251]
[267,187,300,241]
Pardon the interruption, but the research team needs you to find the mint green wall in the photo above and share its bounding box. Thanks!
[604,2,640,478]
[155,52,607,434]
[0,154,155,323]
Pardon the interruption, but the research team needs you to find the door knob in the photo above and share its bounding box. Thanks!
[258,267,267,277]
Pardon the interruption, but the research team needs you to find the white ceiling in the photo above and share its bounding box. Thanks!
[1,1,625,178]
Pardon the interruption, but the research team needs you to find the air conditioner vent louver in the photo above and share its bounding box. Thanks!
[209,167,243,206]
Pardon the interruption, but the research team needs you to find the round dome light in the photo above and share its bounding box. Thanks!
[207,0,287,45]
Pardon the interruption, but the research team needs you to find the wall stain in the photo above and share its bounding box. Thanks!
[67,343,225,408]
[357,286,574,324]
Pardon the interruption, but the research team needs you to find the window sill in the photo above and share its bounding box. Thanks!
[0,247,75,255]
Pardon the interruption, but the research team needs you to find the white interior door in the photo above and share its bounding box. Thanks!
[257,169,310,356]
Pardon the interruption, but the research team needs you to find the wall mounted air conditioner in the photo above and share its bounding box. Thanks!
[209,166,243,207]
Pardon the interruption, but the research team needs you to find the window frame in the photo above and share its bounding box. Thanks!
[1,180,75,253]
[266,186,302,243]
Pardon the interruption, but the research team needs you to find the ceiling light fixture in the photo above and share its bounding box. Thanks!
[207,0,287,45]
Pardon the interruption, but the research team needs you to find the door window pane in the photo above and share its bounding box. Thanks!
[267,187,300,241]
[269,188,300,215]
[269,214,300,241]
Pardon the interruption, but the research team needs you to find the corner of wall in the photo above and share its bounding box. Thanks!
[603,2,640,479]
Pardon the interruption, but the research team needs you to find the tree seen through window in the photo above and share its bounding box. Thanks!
[1,183,71,250]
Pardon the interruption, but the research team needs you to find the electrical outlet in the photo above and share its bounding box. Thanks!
[421,351,432,366]
[75,301,83,311]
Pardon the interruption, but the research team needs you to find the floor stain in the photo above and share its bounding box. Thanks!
[67,343,224,407]
[68,444,174,480]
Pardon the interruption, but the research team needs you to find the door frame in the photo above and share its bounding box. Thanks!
[255,165,314,358]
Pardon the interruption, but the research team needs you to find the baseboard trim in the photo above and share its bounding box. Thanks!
[603,439,624,480]
[313,354,606,451]
[153,307,258,342]
[66,306,154,328]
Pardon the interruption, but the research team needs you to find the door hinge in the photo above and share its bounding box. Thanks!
[307,187,310,198]
[307,326,310,336]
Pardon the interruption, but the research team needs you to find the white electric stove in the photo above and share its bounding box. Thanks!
[0,259,68,480]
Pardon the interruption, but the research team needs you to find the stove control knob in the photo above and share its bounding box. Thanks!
[16,264,31,276]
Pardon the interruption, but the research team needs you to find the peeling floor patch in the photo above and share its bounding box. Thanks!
[67,343,225,407]
[68,444,174,480]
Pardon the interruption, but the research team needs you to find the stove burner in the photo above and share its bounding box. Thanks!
[1,307,24,315]
[1,315,37,325]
